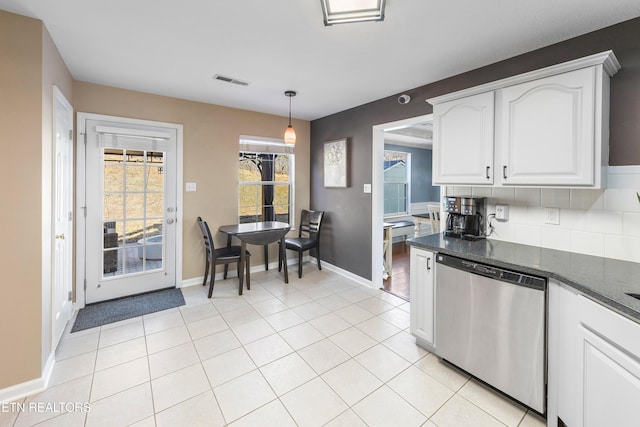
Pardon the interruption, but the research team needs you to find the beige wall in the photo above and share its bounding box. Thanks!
[0,8,307,393]
[73,82,310,283]
[0,11,44,389]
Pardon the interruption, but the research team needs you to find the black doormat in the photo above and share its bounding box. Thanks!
[71,288,185,332]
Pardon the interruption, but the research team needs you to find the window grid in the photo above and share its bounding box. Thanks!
[102,148,165,277]
[238,149,293,225]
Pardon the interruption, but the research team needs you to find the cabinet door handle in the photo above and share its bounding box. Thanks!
[486,166,490,179]
[503,165,507,179]
[427,257,431,271]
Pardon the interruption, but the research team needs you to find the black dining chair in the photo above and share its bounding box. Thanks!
[279,210,324,278]
[197,217,251,297]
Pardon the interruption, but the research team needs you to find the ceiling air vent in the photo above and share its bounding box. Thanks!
[213,74,249,86]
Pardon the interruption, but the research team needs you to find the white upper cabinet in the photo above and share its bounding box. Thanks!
[498,67,597,186]
[428,51,620,188]
[432,92,495,185]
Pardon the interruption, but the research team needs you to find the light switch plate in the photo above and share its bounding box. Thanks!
[363,184,371,193]
[186,182,197,192]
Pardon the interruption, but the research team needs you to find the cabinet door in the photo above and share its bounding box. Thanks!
[551,282,640,427]
[432,92,494,185]
[548,281,581,427]
[499,67,596,186]
[577,295,640,427]
[579,327,640,427]
[409,248,435,349]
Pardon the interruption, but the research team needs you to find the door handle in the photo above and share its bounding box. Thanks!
[427,257,431,271]
[55,234,65,240]
[486,166,490,180]
[503,165,507,179]
[166,218,175,225]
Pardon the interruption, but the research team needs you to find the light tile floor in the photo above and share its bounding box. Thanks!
[1,267,548,427]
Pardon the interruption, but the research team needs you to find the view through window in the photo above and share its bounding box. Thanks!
[103,148,165,276]
[239,137,294,224]
[384,150,410,216]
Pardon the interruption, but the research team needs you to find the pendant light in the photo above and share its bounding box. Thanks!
[284,90,296,145]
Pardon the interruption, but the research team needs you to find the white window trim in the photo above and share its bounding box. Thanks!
[238,136,295,228]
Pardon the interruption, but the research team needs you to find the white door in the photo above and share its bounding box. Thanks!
[52,87,74,347]
[83,118,178,304]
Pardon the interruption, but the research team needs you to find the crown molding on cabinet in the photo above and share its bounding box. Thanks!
[427,50,620,106]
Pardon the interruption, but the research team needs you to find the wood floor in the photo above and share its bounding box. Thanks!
[382,241,410,301]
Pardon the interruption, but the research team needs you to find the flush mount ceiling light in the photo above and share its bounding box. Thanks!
[284,90,296,146]
[321,0,386,25]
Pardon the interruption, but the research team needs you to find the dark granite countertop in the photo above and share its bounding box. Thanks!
[407,233,640,323]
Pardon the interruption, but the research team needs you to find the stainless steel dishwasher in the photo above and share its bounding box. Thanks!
[435,253,546,414]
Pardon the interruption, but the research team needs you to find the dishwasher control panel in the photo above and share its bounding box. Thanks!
[437,254,546,290]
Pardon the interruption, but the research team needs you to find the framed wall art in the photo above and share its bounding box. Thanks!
[324,138,348,188]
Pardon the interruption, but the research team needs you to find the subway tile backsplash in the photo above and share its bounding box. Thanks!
[444,167,640,263]
[623,213,640,237]
[540,188,570,209]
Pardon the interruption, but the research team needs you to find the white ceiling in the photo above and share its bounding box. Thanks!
[1,1,639,121]
[385,122,433,149]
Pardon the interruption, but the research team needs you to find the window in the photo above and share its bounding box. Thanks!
[384,150,410,216]
[239,136,294,225]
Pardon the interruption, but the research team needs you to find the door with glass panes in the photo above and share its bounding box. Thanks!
[84,119,177,304]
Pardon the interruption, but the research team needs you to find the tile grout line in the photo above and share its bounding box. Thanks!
[142,314,158,427]
[193,301,231,426]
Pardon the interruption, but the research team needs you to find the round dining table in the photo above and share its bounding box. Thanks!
[218,221,291,295]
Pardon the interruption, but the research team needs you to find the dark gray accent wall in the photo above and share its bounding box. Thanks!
[311,17,640,280]
[384,144,439,203]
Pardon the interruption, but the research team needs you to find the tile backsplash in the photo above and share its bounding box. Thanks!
[445,166,640,263]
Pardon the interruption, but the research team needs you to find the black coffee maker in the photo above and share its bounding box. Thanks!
[443,196,486,240]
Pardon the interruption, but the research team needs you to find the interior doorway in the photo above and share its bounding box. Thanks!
[371,114,435,296]
[76,114,183,306]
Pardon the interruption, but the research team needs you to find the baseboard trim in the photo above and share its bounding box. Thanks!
[180,276,204,288]
[180,256,303,288]
[312,257,373,289]
[181,256,372,290]
[42,352,55,389]
[0,353,54,404]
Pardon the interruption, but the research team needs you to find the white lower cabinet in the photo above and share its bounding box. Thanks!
[549,280,640,427]
[409,247,435,351]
